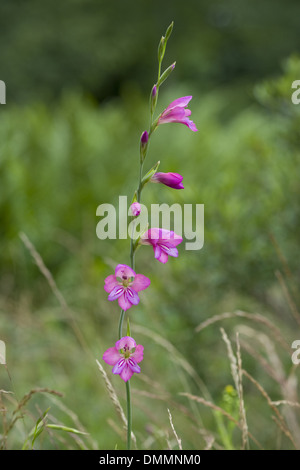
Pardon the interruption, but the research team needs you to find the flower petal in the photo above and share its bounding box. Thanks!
[125,287,140,306]
[115,264,136,280]
[183,118,198,132]
[128,357,141,374]
[130,274,151,292]
[141,228,160,243]
[165,96,192,111]
[107,285,125,301]
[104,275,119,293]
[102,347,120,366]
[116,336,136,351]
[132,344,144,363]
[118,292,133,311]
[119,363,134,382]
[154,245,162,259]
[159,244,179,258]
[159,106,186,125]
[154,245,169,263]
[112,358,126,375]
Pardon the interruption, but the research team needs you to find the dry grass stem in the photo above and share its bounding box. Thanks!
[167,408,182,450]
[196,310,289,352]
[236,333,249,450]
[95,359,137,449]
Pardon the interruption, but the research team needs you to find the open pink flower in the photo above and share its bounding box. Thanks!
[140,228,183,264]
[151,172,184,189]
[103,336,143,382]
[157,96,198,132]
[104,264,150,311]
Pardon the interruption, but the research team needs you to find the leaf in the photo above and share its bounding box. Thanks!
[46,424,88,435]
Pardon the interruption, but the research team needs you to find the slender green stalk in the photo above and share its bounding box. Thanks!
[118,310,125,340]
[118,24,173,449]
[126,381,132,450]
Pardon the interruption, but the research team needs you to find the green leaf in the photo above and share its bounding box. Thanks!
[46,424,88,435]
[141,161,160,188]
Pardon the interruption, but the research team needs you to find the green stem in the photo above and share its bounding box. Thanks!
[126,380,132,450]
[118,309,125,340]
[122,56,162,452]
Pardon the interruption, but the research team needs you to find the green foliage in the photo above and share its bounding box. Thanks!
[2,0,300,104]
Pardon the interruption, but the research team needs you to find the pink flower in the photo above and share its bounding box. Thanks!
[157,96,198,132]
[130,202,141,216]
[103,336,143,382]
[151,172,184,189]
[104,264,150,311]
[140,228,183,264]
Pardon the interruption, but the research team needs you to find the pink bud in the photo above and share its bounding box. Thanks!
[151,172,184,190]
[140,131,149,145]
[130,202,141,216]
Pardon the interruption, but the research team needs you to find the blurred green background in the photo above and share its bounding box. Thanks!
[1,0,300,450]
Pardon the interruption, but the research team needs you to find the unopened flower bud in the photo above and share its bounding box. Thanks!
[130,202,141,217]
[158,62,176,87]
[158,36,165,63]
[165,22,174,42]
[150,85,158,116]
[151,172,184,189]
[140,130,149,163]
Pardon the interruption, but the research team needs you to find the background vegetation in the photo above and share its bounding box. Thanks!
[1,0,300,450]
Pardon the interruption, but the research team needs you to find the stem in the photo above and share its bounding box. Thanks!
[126,381,132,450]
[122,55,162,451]
[118,310,125,340]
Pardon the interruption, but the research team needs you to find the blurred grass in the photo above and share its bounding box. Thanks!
[1,56,300,449]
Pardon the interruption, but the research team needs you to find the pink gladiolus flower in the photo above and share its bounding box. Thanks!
[130,202,141,216]
[140,228,183,264]
[151,172,184,189]
[157,96,198,132]
[104,264,150,311]
[103,336,143,382]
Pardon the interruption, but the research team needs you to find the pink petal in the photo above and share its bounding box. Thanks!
[185,119,198,132]
[130,274,151,292]
[156,229,183,246]
[154,245,162,259]
[112,358,126,375]
[115,264,136,280]
[118,292,133,311]
[132,344,144,363]
[104,275,119,293]
[159,106,186,125]
[159,244,179,258]
[165,96,192,111]
[107,285,125,301]
[102,347,120,366]
[154,246,169,263]
[128,357,141,374]
[116,336,136,351]
[141,228,160,243]
[125,287,140,306]
[119,363,134,382]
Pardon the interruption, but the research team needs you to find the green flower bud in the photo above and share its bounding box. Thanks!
[158,62,176,87]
